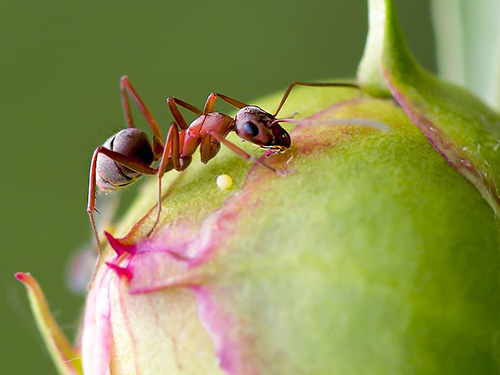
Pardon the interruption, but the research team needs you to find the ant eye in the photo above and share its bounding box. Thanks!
[243,122,259,137]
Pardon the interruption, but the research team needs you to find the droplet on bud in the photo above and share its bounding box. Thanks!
[216,174,233,190]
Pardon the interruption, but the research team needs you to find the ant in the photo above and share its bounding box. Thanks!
[87,76,358,251]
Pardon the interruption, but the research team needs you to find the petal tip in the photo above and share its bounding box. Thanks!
[104,231,137,256]
[15,272,32,284]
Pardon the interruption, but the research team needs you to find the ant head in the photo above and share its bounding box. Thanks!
[234,106,291,150]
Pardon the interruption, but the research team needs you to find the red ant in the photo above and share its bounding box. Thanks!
[87,76,358,250]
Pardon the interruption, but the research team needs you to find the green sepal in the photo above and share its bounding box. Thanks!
[358,0,500,217]
[15,273,83,375]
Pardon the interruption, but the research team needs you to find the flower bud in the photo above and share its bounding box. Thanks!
[17,0,500,374]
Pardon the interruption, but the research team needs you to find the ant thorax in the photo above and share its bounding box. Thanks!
[190,112,233,138]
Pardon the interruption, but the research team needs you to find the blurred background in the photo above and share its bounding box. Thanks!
[0,0,436,373]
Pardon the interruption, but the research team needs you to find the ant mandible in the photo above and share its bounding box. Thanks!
[87,76,358,250]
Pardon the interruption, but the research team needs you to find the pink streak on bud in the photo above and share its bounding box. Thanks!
[82,267,113,375]
[105,262,133,281]
[194,285,260,375]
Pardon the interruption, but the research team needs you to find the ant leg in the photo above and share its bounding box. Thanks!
[167,97,202,130]
[208,132,279,174]
[121,76,165,156]
[273,81,359,117]
[203,93,249,114]
[87,147,157,251]
[151,123,181,234]
[200,134,222,164]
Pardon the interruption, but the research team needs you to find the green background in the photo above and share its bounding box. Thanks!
[0,0,435,373]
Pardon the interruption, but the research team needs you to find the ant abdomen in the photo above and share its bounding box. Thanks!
[96,128,154,191]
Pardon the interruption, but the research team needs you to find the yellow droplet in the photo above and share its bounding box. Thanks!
[216,174,233,190]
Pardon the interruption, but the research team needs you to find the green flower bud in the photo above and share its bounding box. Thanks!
[17,1,500,374]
